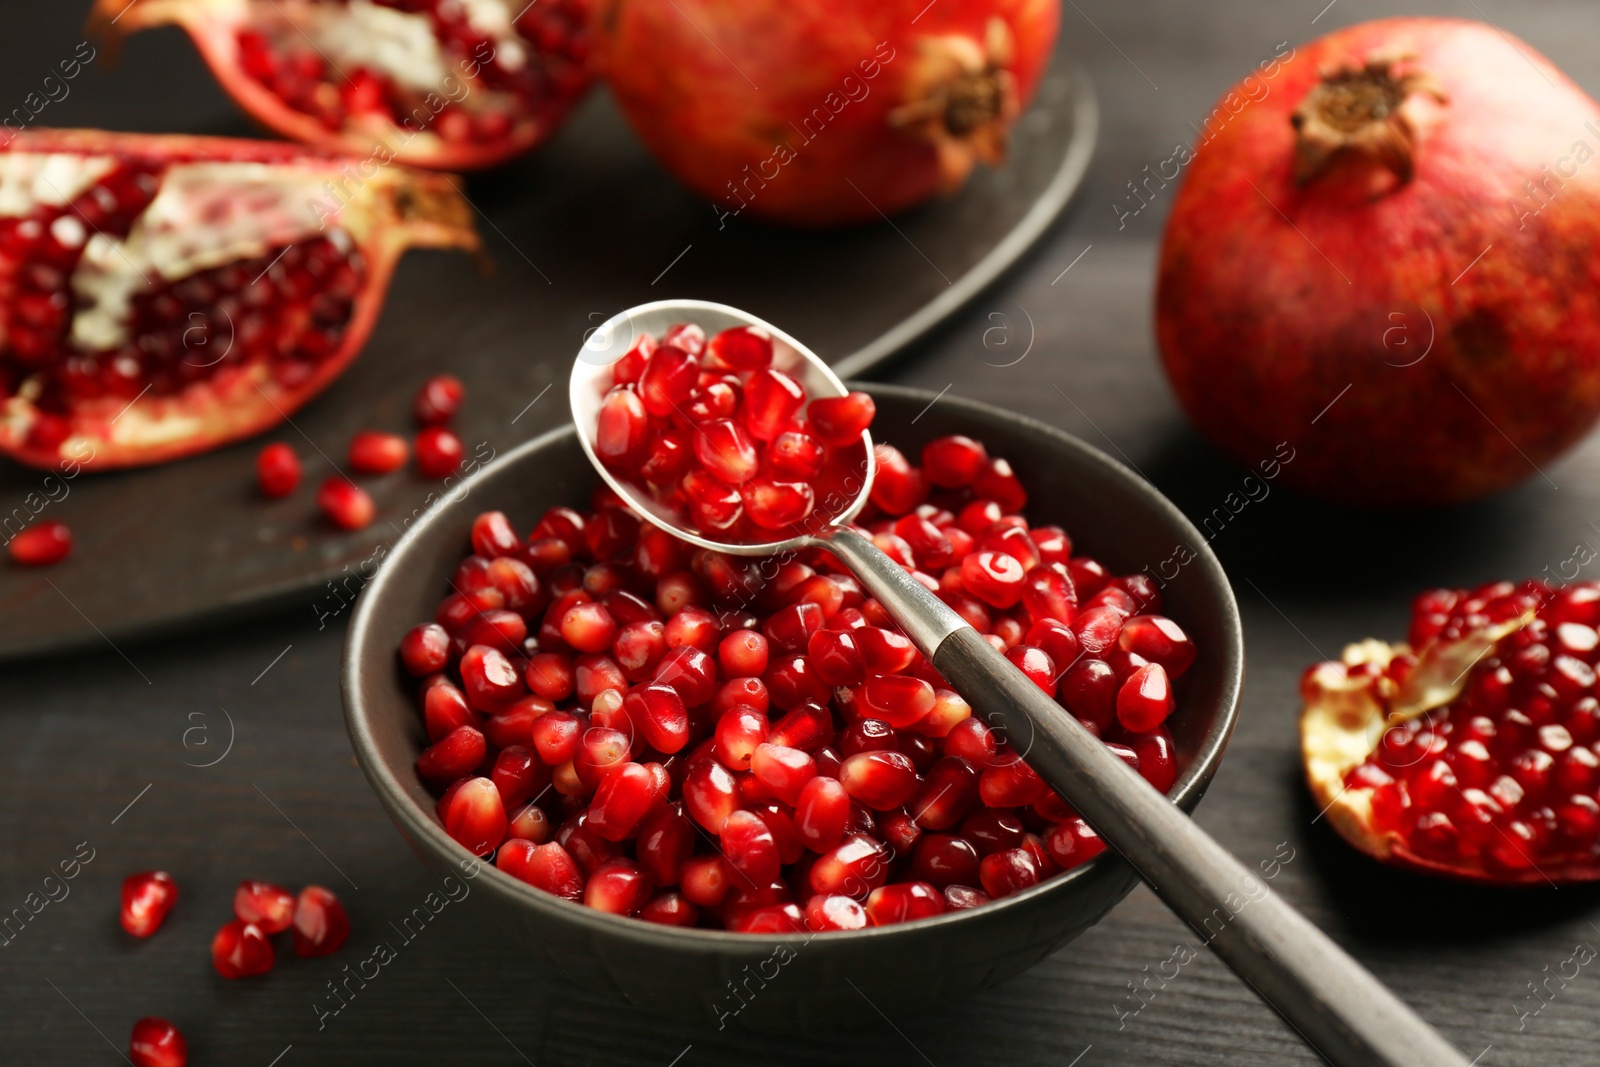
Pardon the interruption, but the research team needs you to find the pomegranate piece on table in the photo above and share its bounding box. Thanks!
[292,884,351,957]
[414,373,465,425]
[211,918,274,978]
[0,129,478,471]
[1302,580,1600,884]
[592,0,1060,225]
[348,429,408,474]
[8,521,72,567]
[119,870,178,937]
[128,1016,187,1067]
[232,879,294,934]
[316,477,376,531]
[400,416,1196,930]
[256,442,301,497]
[90,0,596,171]
[1158,18,1600,506]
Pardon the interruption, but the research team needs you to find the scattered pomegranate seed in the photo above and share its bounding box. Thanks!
[233,880,294,934]
[414,374,465,425]
[292,885,350,957]
[120,871,178,938]
[256,442,301,498]
[416,425,465,478]
[316,477,374,530]
[348,430,408,474]
[129,1017,187,1067]
[211,919,274,978]
[8,521,73,567]
[403,374,1198,927]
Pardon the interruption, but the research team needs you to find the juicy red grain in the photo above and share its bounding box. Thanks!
[9,521,72,566]
[129,1017,187,1067]
[416,425,465,477]
[120,871,178,938]
[316,477,374,530]
[256,442,301,497]
[233,880,294,934]
[212,919,274,978]
[348,429,408,474]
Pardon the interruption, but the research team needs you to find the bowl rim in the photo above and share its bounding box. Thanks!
[342,382,1245,948]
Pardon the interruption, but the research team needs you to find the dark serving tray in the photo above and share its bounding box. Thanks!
[0,9,1095,659]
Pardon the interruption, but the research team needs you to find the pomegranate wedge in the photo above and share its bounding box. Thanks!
[1302,580,1600,884]
[90,0,594,171]
[0,129,478,470]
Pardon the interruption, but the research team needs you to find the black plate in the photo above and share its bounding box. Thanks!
[0,15,1096,659]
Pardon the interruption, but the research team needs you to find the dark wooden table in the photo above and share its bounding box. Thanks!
[8,2,1600,1064]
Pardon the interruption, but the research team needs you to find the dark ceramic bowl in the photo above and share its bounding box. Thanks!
[342,383,1244,1027]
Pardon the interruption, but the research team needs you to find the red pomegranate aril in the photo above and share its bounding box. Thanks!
[640,891,699,927]
[742,477,816,529]
[348,430,407,474]
[635,803,694,885]
[560,601,618,654]
[979,754,1050,808]
[911,833,983,887]
[584,858,653,915]
[721,809,783,884]
[508,803,553,844]
[742,368,806,442]
[808,392,875,447]
[865,881,945,925]
[680,855,731,906]
[441,777,507,855]
[233,880,294,934]
[416,426,465,478]
[809,834,890,898]
[857,627,916,675]
[639,344,700,417]
[120,871,178,937]
[807,628,865,687]
[944,717,996,767]
[212,919,274,978]
[597,386,650,467]
[1119,615,1197,678]
[129,1017,187,1067]
[256,442,301,498]
[514,842,588,900]
[400,623,450,676]
[921,435,988,488]
[490,746,547,810]
[414,374,465,425]
[573,726,631,789]
[861,674,936,729]
[732,902,807,933]
[979,847,1042,898]
[589,762,657,841]
[461,644,525,713]
[316,477,374,530]
[290,885,349,957]
[713,705,769,771]
[718,629,770,678]
[7,520,73,567]
[961,551,1025,609]
[768,430,825,478]
[805,893,869,931]
[751,743,816,804]
[684,757,741,833]
[909,757,980,830]
[795,776,851,852]
[1117,663,1175,732]
[839,750,919,810]
[1044,817,1108,870]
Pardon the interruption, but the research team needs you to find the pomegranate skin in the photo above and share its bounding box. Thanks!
[591,0,1060,226]
[1156,18,1600,506]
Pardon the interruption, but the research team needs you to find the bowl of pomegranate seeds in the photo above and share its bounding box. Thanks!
[343,381,1243,1024]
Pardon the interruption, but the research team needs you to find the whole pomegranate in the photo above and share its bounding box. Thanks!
[1157,18,1600,506]
[591,0,1060,226]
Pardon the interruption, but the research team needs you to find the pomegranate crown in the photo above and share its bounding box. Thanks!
[1290,50,1447,186]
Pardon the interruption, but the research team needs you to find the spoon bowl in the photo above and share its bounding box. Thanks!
[570,299,875,555]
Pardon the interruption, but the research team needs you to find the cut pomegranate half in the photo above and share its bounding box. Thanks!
[0,129,479,470]
[1301,580,1600,885]
[91,0,595,171]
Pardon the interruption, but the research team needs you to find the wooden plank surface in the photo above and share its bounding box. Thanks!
[7,1,1600,1064]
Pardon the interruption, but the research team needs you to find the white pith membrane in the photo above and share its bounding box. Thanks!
[242,0,529,132]
[1300,611,1535,869]
[0,154,371,457]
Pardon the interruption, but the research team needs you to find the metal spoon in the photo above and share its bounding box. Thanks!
[571,299,1467,1067]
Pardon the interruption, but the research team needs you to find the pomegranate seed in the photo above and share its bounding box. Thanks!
[416,426,465,477]
[640,891,700,926]
[807,391,875,447]
[291,885,350,957]
[865,881,945,925]
[597,386,650,467]
[639,343,699,416]
[680,855,731,906]
[911,833,982,886]
[256,442,301,497]
[684,758,742,833]
[714,705,769,770]
[584,858,652,915]
[805,893,869,931]
[233,880,294,934]
[508,803,552,843]
[348,429,407,474]
[9,521,72,566]
[316,477,374,530]
[508,842,585,900]
[861,674,936,729]
[417,725,488,785]
[1118,615,1196,677]
[742,368,806,441]
[440,777,507,855]
[128,1017,187,1067]
[979,847,1042,898]
[120,871,178,938]
[839,750,919,810]
[1117,663,1175,732]
[211,919,274,978]
[750,743,816,804]
[962,551,1025,608]
[809,834,890,897]
[589,762,657,841]
[719,629,770,677]
[399,623,450,676]
[414,374,465,424]
[721,808,782,884]
[460,644,524,712]
[921,435,988,487]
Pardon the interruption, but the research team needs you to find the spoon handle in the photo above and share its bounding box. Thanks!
[821,527,1467,1067]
